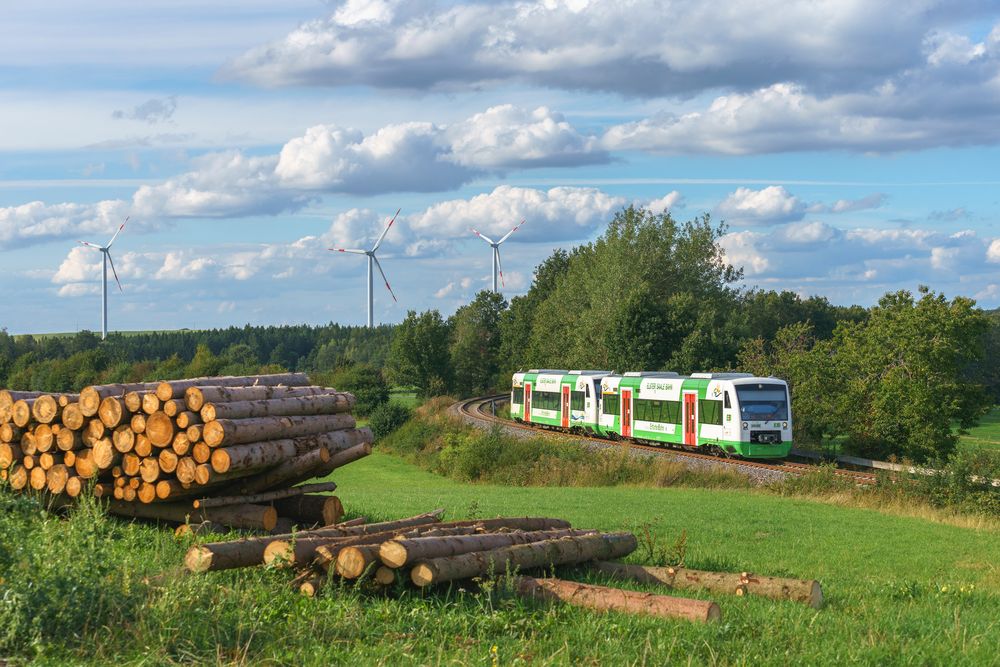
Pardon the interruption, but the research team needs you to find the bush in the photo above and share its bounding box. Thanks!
[910,449,1000,516]
[368,402,412,441]
[317,364,390,417]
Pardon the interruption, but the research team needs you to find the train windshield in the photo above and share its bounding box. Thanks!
[735,384,789,421]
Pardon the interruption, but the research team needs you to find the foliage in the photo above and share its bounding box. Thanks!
[367,401,412,441]
[385,309,452,396]
[740,288,992,462]
[448,291,507,397]
[314,363,389,416]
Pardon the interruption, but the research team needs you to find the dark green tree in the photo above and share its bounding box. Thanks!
[386,310,453,396]
[449,291,507,397]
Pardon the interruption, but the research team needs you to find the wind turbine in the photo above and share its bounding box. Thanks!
[78,216,128,340]
[470,219,525,293]
[330,208,400,328]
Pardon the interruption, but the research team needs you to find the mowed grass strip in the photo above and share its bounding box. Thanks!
[2,452,998,665]
[958,406,1000,450]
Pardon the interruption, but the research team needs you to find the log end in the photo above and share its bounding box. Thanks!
[374,566,396,586]
[410,562,435,587]
[184,545,214,573]
[262,540,293,567]
[379,541,408,569]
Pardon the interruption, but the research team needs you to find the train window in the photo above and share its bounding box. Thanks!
[533,390,561,412]
[585,384,590,398]
[698,399,724,426]
[633,398,680,423]
[724,391,731,409]
[571,391,585,411]
[602,394,620,416]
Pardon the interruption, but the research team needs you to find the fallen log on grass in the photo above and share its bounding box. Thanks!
[379,528,592,568]
[592,561,823,609]
[514,576,721,624]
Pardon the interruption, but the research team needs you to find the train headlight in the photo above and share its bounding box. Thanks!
[741,422,748,430]
[782,422,788,429]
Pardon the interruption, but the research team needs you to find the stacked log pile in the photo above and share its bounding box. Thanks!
[0,374,372,531]
[184,509,822,622]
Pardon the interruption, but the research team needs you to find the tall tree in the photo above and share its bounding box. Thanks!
[386,310,453,396]
[449,291,507,397]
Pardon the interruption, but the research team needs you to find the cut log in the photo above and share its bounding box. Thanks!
[380,529,589,569]
[186,424,203,443]
[64,450,76,467]
[93,482,116,498]
[32,424,54,452]
[60,403,85,431]
[113,425,135,453]
[79,382,160,417]
[175,411,201,429]
[46,464,70,494]
[175,457,198,484]
[39,451,63,470]
[374,566,397,586]
[186,384,338,413]
[193,463,252,487]
[56,428,82,452]
[157,373,312,402]
[12,399,35,428]
[74,449,99,479]
[298,573,326,597]
[201,393,356,422]
[174,521,227,538]
[20,433,37,456]
[130,413,146,434]
[142,392,161,415]
[122,486,137,501]
[0,423,23,443]
[22,454,37,470]
[162,398,184,417]
[145,411,175,447]
[153,479,192,501]
[0,442,22,468]
[272,494,343,526]
[185,510,443,573]
[591,562,823,609]
[139,457,161,483]
[32,394,65,424]
[87,418,107,440]
[64,475,82,497]
[514,576,721,623]
[158,448,178,474]
[193,482,338,509]
[9,464,28,490]
[0,390,45,422]
[122,453,141,477]
[138,482,158,504]
[134,434,152,458]
[105,499,278,531]
[92,438,120,470]
[336,545,383,578]
[410,533,638,587]
[124,391,143,413]
[172,433,191,456]
[213,446,331,496]
[30,465,48,490]
[211,437,318,474]
[202,413,355,448]
[98,396,129,428]
[192,441,211,464]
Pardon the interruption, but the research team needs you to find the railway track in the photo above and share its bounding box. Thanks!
[457,395,879,486]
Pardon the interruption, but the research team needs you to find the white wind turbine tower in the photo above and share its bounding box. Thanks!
[330,208,400,328]
[470,219,525,293]
[78,216,129,340]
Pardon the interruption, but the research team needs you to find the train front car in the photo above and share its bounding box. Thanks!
[728,377,793,458]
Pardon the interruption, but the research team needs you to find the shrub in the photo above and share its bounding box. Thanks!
[368,402,412,441]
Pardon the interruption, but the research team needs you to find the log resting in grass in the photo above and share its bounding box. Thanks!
[379,528,590,568]
[185,510,443,573]
[202,413,356,448]
[591,562,823,609]
[298,573,326,598]
[193,481,337,509]
[410,533,637,587]
[200,393,355,422]
[336,545,384,578]
[272,494,343,526]
[105,499,278,531]
[185,384,334,413]
[156,373,312,402]
[514,576,722,624]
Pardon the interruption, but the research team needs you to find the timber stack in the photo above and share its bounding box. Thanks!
[183,509,821,622]
[0,373,372,531]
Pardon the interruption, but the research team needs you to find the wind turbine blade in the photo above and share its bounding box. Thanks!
[371,207,401,252]
[330,248,368,254]
[495,247,505,288]
[469,228,495,245]
[107,252,123,293]
[78,240,99,248]
[371,256,398,303]
[497,219,526,244]
[106,216,129,248]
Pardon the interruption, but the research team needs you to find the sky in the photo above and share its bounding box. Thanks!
[2,0,999,334]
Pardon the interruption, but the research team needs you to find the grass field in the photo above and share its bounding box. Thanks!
[958,406,1000,451]
[2,451,997,665]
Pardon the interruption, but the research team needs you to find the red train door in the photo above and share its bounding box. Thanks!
[561,385,570,428]
[621,388,632,437]
[684,392,697,446]
[524,383,532,422]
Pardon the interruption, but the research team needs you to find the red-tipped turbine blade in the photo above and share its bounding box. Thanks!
[107,252,123,292]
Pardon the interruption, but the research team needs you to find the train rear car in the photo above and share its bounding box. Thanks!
[511,370,611,433]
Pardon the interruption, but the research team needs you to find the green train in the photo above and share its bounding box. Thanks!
[510,370,792,459]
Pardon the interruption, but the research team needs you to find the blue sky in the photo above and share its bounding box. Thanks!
[2,0,999,334]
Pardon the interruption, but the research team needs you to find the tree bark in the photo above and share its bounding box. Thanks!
[193,481,337,509]
[201,393,356,422]
[145,411,175,447]
[410,533,637,587]
[272,494,343,526]
[157,373,312,402]
[105,499,278,530]
[380,529,589,568]
[184,381,323,412]
[514,576,721,623]
[202,413,356,448]
[591,562,823,609]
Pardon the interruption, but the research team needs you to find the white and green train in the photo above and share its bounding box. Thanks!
[510,370,792,459]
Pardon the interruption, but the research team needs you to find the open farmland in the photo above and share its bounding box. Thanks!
[1,450,997,665]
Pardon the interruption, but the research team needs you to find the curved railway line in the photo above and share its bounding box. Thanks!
[456,394,880,486]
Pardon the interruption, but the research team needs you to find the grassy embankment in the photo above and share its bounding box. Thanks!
[1,453,998,665]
